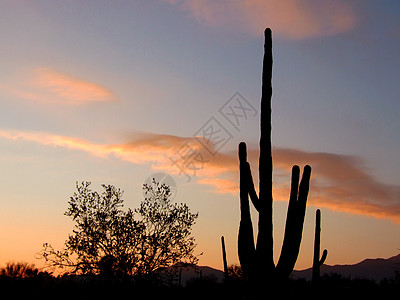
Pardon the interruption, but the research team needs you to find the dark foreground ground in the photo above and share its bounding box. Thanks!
[1,273,399,300]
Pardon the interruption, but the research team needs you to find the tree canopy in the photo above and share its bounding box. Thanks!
[38,180,198,277]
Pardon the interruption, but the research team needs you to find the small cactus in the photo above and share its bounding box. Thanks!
[312,209,328,284]
[221,236,229,280]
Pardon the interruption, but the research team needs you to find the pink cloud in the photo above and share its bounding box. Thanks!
[163,0,357,39]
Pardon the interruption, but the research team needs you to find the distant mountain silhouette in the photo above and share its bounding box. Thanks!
[165,265,225,287]
[292,254,400,282]
[170,254,400,286]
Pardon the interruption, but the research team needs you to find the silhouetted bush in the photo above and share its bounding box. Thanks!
[0,261,38,278]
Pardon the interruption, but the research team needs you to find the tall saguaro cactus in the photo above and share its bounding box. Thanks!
[238,28,312,285]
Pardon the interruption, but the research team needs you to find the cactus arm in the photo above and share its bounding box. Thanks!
[238,142,256,280]
[287,165,300,216]
[275,165,300,277]
[297,165,311,212]
[276,165,311,279]
[320,249,328,265]
[245,162,260,212]
[239,142,251,221]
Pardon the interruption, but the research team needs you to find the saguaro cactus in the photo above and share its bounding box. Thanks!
[238,28,312,286]
[312,209,328,284]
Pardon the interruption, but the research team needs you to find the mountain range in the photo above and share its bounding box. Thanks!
[292,254,400,282]
[178,254,400,285]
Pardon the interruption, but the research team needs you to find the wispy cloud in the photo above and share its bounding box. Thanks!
[0,129,399,223]
[0,130,183,167]
[0,130,110,157]
[33,68,115,104]
[0,68,116,105]
[163,0,357,39]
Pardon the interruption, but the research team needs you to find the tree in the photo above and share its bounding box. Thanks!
[38,180,198,277]
[137,179,199,275]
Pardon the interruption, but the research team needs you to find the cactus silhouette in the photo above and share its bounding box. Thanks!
[238,28,312,286]
[221,236,229,280]
[312,209,328,284]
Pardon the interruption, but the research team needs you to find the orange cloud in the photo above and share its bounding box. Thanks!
[33,68,115,104]
[0,68,115,105]
[164,0,357,39]
[197,177,238,195]
[1,129,399,223]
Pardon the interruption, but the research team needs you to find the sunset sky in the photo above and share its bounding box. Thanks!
[0,0,399,273]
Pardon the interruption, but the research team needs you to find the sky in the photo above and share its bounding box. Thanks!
[0,0,399,273]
